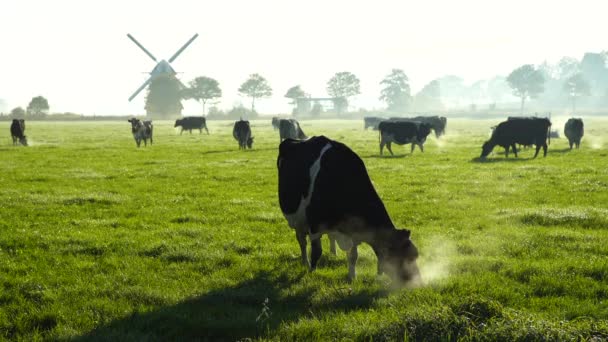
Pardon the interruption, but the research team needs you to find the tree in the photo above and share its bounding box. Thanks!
[285,85,308,114]
[184,76,222,116]
[238,74,272,113]
[10,107,26,118]
[145,74,184,119]
[379,69,411,112]
[414,79,442,111]
[327,71,360,114]
[506,64,545,114]
[563,73,591,113]
[26,96,49,118]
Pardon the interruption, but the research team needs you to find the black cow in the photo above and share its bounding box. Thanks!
[278,136,420,284]
[363,116,384,130]
[128,118,153,147]
[378,120,433,155]
[233,120,254,149]
[389,116,447,138]
[174,116,209,134]
[412,116,447,138]
[564,118,584,150]
[271,117,280,130]
[481,118,551,158]
[279,119,307,142]
[10,119,27,146]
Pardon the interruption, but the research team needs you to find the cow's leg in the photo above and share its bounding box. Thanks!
[505,146,509,158]
[329,234,337,256]
[419,143,424,152]
[149,134,153,145]
[512,144,518,158]
[296,230,309,267]
[533,144,541,158]
[379,139,385,155]
[347,245,359,282]
[410,143,416,153]
[542,143,548,157]
[310,236,322,271]
[199,128,202,134]
[205,126,209,134]
[386,142,394,156]
[569,140,573,150]
[180,128,184,135]
[576,139,580,149]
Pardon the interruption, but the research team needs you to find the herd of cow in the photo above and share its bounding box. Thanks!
[7,114,588,285]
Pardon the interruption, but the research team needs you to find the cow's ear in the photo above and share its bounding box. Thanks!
[396,229,411,240]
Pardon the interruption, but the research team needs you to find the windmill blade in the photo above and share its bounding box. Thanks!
[168,33,199,63]
[127,34,157,62]
[128,77,153,102]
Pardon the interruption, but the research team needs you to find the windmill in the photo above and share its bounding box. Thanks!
[127,33,199,102]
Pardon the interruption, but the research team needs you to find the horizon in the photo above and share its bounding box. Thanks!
[2,0,607,115]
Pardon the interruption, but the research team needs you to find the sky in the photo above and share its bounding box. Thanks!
[1,0,606,115]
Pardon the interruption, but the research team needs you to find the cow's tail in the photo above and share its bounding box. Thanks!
[548,122,552,146]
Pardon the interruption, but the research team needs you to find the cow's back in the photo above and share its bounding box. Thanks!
[565,118,584,138]
[493,118,551,145]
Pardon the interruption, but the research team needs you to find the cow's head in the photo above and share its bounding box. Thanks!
[19,136,28,146]
[378,229,420,285]
[174,119,182,127]
[417,123,433,141]
[128,118,141,132]
[480,141,493,159]
[247,137,254,149]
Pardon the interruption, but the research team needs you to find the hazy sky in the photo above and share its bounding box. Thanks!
[1,0,606,115]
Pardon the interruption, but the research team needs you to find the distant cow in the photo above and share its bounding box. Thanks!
[174,116,209,134]
[271,117,280,130]
[128,118,153,147]
[10,119,27,146]
[233,119,254,149]
[412,116,447,138]
[363,116,384,130]
[389,116,447,138]
[279,119,307,142]
[564,118,584,150]
[378,120,433,155]
[278,136,420,284]
[481,118,551,158]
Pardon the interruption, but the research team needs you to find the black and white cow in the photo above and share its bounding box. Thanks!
[10,119,27,146]
[378,120,433,155]
[481,117,551,158]
[278,136,420,284]
[279,119,307,142]
[564,118,584,150]
[174,116,209,134]
[363,116,384,130]
[128,118,153,147]
[233,119,254,149]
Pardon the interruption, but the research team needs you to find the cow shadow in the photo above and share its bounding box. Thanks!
[72,269,384,341]
[471,156,532,163]
[547,148,572,154]
[365,154,409,159]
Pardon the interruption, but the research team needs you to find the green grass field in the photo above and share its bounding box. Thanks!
[1,118,607,341]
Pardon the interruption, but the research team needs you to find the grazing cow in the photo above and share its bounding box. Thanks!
[278,136,420,284]
[564,118,584,150]
[233,119,254,149]
[378,120,433,155]
[481,118,552,159]
[389,116,447,138]
[363,116,384,130]
[279,119,307,142]
[128,118,153,147]
[174,116,209,134]
[10,119,27,146]
[271,117,280,130]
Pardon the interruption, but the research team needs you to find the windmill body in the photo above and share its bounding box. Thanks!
[127,33,198,114]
